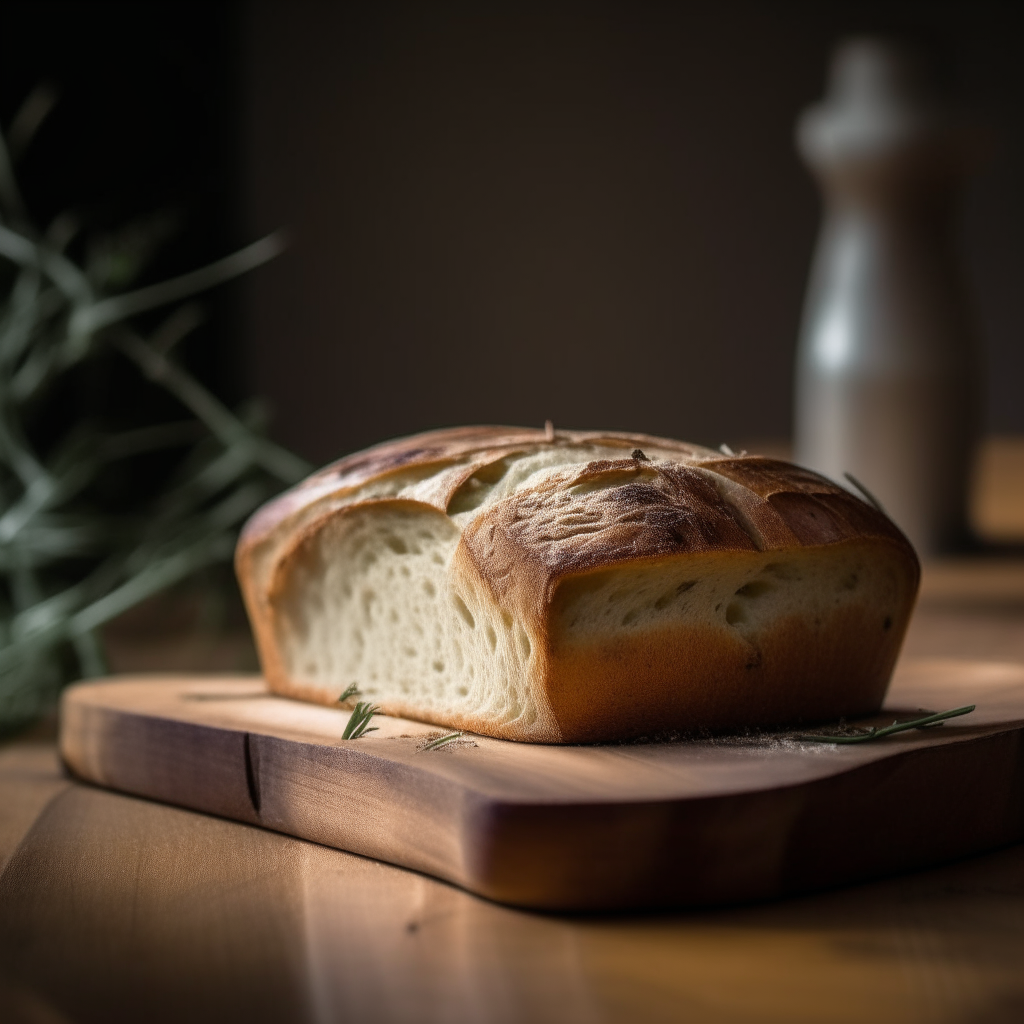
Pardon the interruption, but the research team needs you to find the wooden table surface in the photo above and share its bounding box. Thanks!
[4,554,1024,1021]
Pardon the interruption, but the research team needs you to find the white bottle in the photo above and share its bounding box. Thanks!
[794,38,983,555]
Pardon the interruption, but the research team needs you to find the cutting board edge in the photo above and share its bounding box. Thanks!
[58,675,1024,911]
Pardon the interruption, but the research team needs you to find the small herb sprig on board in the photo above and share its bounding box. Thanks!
[796,704,975,745]
[342,701,380,740]
[422,730,463,751]
[337,683,360,706]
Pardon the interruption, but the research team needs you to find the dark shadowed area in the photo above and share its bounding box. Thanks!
[1,1,244,407]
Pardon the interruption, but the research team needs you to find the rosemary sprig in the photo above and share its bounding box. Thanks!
[843,471,886,514]
[337,683,361,705]
[341,700,380,740]
[422,730,463,751]
[796,704,976,744]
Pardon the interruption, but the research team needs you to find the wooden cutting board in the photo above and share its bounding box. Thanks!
[59,657,1024,911]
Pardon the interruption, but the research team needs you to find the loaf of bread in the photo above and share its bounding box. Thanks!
[236,426,919,743]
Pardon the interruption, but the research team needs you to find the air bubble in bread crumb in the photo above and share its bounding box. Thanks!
[453,594,475,628]
[516,625,532,659]
[735,579,774,599]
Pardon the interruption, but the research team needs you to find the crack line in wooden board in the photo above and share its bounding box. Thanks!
[243,732,261,814]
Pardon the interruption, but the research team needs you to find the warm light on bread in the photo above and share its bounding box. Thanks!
[236,426,920,743]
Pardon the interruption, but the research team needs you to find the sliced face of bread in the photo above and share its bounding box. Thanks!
[237,426,919,743]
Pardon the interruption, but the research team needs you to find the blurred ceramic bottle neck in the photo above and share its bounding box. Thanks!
[797,39,975,206]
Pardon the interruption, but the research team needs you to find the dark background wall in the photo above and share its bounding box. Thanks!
[1,1,242,410]
[242,1,1024,466]
[4,3,1022,468]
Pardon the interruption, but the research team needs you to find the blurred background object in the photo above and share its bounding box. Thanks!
[972,436,1024,542]
[794,37,983,555]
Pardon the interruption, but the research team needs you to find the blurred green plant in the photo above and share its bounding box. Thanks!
[0,87,311,733]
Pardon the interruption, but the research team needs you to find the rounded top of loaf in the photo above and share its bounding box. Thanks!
[237,426,918,615]
[240,425,712,543]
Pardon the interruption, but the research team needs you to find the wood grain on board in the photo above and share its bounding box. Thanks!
[60,658,1024,911]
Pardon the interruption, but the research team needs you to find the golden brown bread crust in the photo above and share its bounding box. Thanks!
[236,426,920,743]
